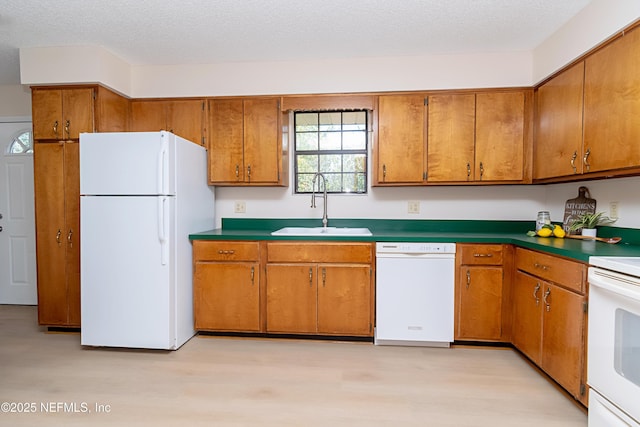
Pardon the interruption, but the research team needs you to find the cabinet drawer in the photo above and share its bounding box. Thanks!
[459,244,503,265]
[515,248,585,293]
[267,242,373,263]
[193,240,260,262]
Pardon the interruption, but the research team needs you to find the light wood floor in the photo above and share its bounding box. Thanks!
[0,305,586,426]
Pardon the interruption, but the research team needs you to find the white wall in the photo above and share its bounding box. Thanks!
[0,85,31,117]
[533,0,640,83]
[214,182,548,228]
[545,176,640,229]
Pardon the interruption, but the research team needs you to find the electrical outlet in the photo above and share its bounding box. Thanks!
[609,201,619,219]
[408,200,420,214]
[234,201,246,214]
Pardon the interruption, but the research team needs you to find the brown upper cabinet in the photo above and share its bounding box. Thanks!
[375,90,530,185]
[583,26,640,174]
[131,99,205,145]
[375,94,427,184]
[534,62,585,180]
[208,97,287,186]
[32,88,95,140]
[535,25,640,181]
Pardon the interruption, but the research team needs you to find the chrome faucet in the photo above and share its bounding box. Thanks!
[311,173,328,228]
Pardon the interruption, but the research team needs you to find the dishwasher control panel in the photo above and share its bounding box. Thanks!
[376,242,456,254]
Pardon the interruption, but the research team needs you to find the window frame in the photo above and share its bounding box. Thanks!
[293,110,369,195]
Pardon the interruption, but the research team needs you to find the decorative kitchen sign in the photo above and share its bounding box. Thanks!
[563,186,596,233]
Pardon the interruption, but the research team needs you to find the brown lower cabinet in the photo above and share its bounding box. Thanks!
[512,247,588,406]
[192,240,374,337]
[455,244,511,341]
[266,242,374,336]
[193,241,262,332]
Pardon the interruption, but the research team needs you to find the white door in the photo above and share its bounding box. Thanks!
[0,120,37,305]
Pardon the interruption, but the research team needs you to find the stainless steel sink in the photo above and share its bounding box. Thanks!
[271,227,372,236]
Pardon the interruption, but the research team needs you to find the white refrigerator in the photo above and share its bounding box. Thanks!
[79,131,214,350]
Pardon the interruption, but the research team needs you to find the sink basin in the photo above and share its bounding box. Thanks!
[271,227,372,236]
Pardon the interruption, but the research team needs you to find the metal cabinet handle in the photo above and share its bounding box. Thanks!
[64,120,70,139]
[466,162,471,180]
[479,162,484,180]
[570,151,577,173]
[217,249,235,255]
[533,282,541,306]
[473,253,493,258]
[67,229,73,247]
[53,120,59,138]
[534,262,549,271]
[309,268,313,287]
[235,165,240,178]
[250,266,255,286]
[382,164,387,180]
[247,165,251,182]
[583,148,591,172]
[543,287,551,312]
[322,268,326,287]
[56,229,61,245]
[466,270,471,289]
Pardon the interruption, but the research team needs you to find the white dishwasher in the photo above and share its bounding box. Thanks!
[375,242,456,347]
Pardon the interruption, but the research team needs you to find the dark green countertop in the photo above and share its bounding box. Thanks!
[189,218,640,263]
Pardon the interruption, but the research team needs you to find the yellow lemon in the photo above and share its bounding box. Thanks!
[553,225,566,238]
[537,228,553,237]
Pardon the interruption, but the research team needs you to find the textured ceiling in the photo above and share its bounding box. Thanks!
[0,0,592,85]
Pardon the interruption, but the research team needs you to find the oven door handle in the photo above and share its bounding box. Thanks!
[591,277,640,302]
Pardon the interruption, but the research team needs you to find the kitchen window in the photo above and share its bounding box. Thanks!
[294,111,368,194]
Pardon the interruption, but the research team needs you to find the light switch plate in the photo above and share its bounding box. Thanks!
[408,200,420,214]
[609,201,619,219]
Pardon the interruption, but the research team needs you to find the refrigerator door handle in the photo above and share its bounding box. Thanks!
[158,197,168,265]
[157,138,169,195]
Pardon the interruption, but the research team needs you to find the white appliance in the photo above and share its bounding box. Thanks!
[375,242,456,347]
[79,131,214,350]
[587,256,640,427]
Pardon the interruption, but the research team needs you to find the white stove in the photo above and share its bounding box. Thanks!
[587,256,640,427]
[589,256,640,278]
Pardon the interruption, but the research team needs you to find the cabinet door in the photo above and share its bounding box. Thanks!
[584,27,640,173]
[377,94,426,184]
[194,262,260,332]
[243,97,280,183]
[94,86,130,133]
[209,99,244,183]
[62,88,94,139]
[32,90,63,140]
[130,100,167,133]
[534,62,585,179]
[475,92,525,181]
[64,142,81,326]
[317,265,371,336]
[427,94,476,182]
[457,266,503,340]
[168,99,204,145]
[266,264,317,333]
[511,271,543,365]
[541,283,585,399]
[34,142,68,325]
